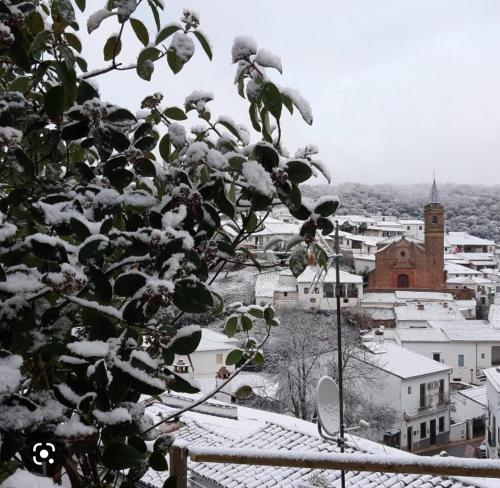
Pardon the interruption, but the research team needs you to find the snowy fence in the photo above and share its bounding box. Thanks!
[169,444,500,488]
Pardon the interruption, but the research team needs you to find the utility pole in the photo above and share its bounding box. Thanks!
[335,221,346,488]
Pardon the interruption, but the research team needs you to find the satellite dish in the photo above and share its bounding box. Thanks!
[316,376,340,437]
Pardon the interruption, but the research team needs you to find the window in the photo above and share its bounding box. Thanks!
[407,226,410,230]
[397,274,409,288]
[439,416,445,432]
[310,298,316,303]
[216,354,223,364]
[304,287,309,295]
[458,354,465,367]
[432,216,438,224]
[481,353,485,359]
[323,283,334,298]
[408,386,412,394]
[492,346,500,366]
[432,352,441,362]
[284,292,288,297]
[420,422,427,439]
[419,383,426,408]
[419,226,423,230]
[400,250,406,257]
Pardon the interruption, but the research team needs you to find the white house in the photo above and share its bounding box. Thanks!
[394,301,464,328]
[444,232,495,254]
[296,267,363,311]
[399,219,425,241]
[354,340,451,451]
[450,385,486,441]
[394,320,500,384]
[484,367,500,459]
[174,328,238,379]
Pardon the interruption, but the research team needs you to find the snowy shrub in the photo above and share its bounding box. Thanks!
[0,0,336,484]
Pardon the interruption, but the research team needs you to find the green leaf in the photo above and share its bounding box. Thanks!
[159,134,171,161]
[65,32,82,53]
[77,80,99,104]
[88,266,112,302]
[214,179,235,219]
[224,315,238,338]
[149,2,161,31]
[167,49,184,74]
[137,47,160,81]
[108,168,134,189]
[168,371,200,393]
[156,24,181,45]
[286,160,313,184]
[113,363,165,394]
[107,108,136,123]
[315,198,339,217]
[62,120,89,140]
[261,82,282,120]
[75,0,85,12]
[317,217,334,236]
[193,30,212,60]
[149,451,168,471]
[104,35,121,61]
[30,237,68,263]
[13,149,35,178]
[247,306,264,319]
[78,236,108,265]
[130,18,149,47]
[234,385,253,399]
[173,279,214,313]
[163,106,187,120]
[134,135,157,151]
[241,314,253,331]
[264,305,275,322]
[135,158,156,177]
[217,119,241,140]
[9,76,31,93]
[282,93,294,114]
[70,217,91,240]
[252,351,264,365]
[289,248,308,277]
[226,349,243,366]
[168,327,202,355]
[102,443,143,470]
[163,477,177,488]
[253,143,279,172]
[114,273,146,297]
[51,0,75,25]
[0,265,6,282]
[44,85,65,118]
[249,103,261,132]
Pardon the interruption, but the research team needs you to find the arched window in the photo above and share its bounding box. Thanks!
[397,274,409,288]
[432,216,438,224]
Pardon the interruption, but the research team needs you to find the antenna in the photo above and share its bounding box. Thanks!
[316,376,340,437]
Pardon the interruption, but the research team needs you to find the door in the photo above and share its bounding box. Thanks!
[430,419,437,445]
[407,427,412,451]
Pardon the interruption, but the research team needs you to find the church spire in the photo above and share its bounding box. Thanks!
[428,176,440,204]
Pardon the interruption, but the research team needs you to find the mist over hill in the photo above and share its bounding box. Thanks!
[301,183,500,243]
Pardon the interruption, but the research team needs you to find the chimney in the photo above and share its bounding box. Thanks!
[374,326,384,344]
[214,366,233,404]
[417,302,424,310]
[443,302,448,308]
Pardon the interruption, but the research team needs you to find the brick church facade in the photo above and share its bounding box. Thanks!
[367,180,446,290]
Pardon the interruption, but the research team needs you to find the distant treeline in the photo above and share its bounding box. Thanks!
[301,182,500,243]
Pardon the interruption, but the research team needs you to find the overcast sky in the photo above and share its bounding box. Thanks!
[81,1,500,185]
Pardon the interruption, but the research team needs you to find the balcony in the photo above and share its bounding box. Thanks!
[419,392,449,410]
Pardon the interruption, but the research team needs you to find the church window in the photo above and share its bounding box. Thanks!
[400,251,406,257]
[432,216,438,224]
[397,274,409,288]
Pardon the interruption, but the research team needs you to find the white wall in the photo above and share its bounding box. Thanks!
[451,392,485,424]
[486,377,500,458]
[176,349,235,379]
[297,283,362,311]
[398,340,500,384]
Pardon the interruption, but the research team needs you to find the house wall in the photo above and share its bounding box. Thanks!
[297,283,362,311]
[354,360,450,451]
[176,350,235,379]
[398,340,500,383]
[486,378,500,458]
[451,392,485,424]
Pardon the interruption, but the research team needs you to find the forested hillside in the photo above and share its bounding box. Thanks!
[302,183,500,243]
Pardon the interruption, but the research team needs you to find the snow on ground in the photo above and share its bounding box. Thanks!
[209,266,257,305]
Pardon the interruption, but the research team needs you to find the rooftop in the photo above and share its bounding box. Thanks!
[297,267,363,284]
[445,262,483,276]
[395,302,463,323]
[362,342,451,379]
[444,232,495,247]
[394,291,454,301]
[458,385,487,407]
[484,367,500,394]
[196,328,239,352]
[140,397,484,488]
[428,321,500,342]
[395,328,449,343]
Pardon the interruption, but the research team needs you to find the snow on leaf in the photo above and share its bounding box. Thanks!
[231,36,257,63]
[254,48,282,73]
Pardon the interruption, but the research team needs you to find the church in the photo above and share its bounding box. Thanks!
[367,180,446,290]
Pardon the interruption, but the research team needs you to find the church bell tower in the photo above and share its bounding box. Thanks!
[423,178,445,288]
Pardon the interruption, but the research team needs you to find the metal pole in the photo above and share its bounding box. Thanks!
[335,222,346,488]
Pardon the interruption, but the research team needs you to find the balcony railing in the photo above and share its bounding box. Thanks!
[168,445,500,488]
[419,392,448,410]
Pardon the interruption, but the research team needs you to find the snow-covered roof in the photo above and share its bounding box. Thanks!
[343,233,384,246]
[445,262,484,276]
[352,253,376,261]
[488,304,500,326]
[484,367,500,393]
[376,235,425,252]
[394,291,454,301]
[360,307,395,321]
[454,252,496,261]
[141,398,482,488]
[395,303,463,322]
[367,225,404,233]
[255,271,280,299]
[296,267,363,284]
[362,342,451,379]
[444,232,495,247]
[196,328,238,352]
[361,292,397,304]
[428,321,500,342]
[458,385,487,407]
[396,328,449,343]
[399,219,424,225]
[253,218,300,237]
